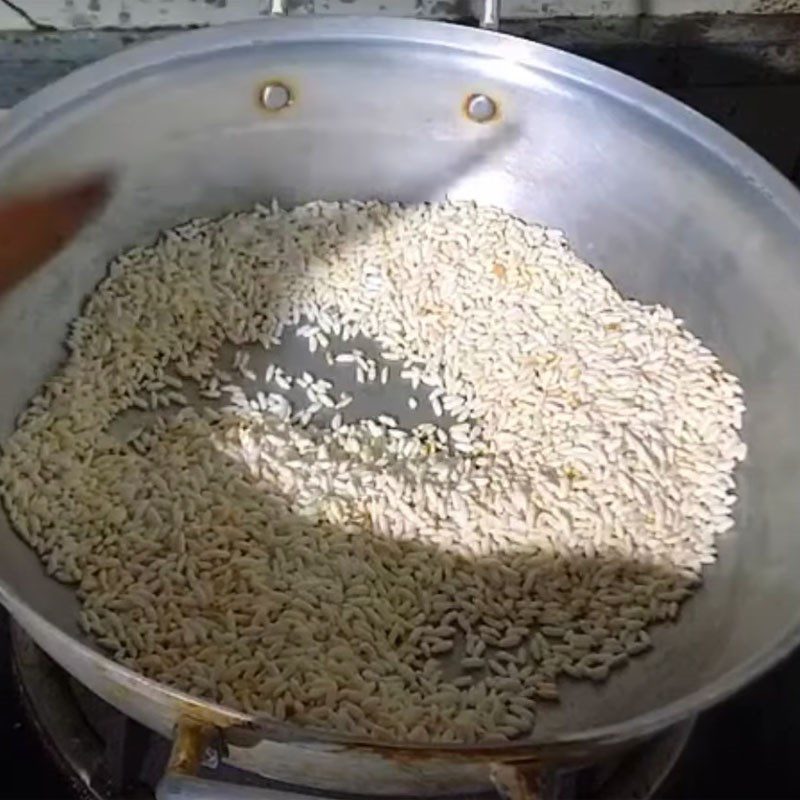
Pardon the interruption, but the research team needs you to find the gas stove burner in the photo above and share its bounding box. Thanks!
[10,622,693,800]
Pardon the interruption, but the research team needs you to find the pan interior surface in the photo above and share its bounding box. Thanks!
[0,19,798,753]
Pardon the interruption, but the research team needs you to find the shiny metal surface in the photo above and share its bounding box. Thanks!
[260,82,292,111]
[465,93,498,123]
[480,0,501,29]
[0,16,799,795]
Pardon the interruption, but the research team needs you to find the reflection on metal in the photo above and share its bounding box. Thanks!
[465,92,498,122]
[260,82,292,111]
[480,0,501,29]
[202,745,221,770]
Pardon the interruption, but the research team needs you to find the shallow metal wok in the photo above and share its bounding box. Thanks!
[1,11,800,799]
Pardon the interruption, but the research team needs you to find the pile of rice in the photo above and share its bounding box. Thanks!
[0,200,746,743]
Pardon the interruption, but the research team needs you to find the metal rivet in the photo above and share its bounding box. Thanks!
[466,93,497,123]
[261,82,291,111]
[201,746,219,770]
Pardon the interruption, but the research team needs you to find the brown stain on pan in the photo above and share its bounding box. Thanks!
[98,660,255,734]
[168,719,215,775]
